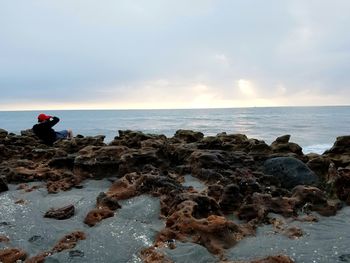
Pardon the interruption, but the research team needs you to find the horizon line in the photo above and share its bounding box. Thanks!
[0,104,349,112]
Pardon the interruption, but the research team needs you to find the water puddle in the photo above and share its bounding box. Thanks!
[182,175,207,192]
[0,180,163,263]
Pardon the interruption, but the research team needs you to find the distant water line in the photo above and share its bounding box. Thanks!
[0,106,349,154]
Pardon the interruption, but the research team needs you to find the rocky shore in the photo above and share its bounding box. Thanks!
[0,128,350,263]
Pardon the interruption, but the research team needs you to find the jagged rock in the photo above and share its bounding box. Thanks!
[44,204,75,220]
[74,145,128,178]
[52,231,86,252]
[48,154,76,169]
[271,135,303,156]
[291,185,340,216]
[84,208,114,226]
[26,231,86,262]
[96,192,122,210]
[111,130,166,148]
[141,247,174,263]
[324,136,350,167]
[174,129,204,143]
[238,193,297,221]
[264,157,319,189]
[307,154,331,181]
[207,184,224,202]
[0,128,8,138]
[160,192,221,218]
[334,168,350,205]
[156,200,255,255]
[118,148,168,176]
[54,135,106,153]
[219,184,243,213]
[0,248,27,263]
[46,174,82,193]
[249,254,295,263]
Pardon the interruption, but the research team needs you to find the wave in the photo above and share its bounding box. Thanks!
[303,144,333,154]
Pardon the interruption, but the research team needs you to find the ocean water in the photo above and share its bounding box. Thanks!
[1,106,350,154]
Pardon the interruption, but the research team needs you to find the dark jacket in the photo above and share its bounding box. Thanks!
[32,117,59,145]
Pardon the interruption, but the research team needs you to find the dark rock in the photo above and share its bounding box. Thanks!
[44,204,75,220]
[219,184,243,213]
[0,129,8,138]
[48,154,76,169]
[271,135,303,156]
[207,184,223,202]
[96,192,122,210]
[334,168,350,204]
[264,157,319,189]
[111,130,166,148]
[324,136,350,167]
[307,155,331,181]
[238,193,297,221]
[0,177,8,193]
[275,135,291,144]
[74,146,128,178]
[174,129,204,143]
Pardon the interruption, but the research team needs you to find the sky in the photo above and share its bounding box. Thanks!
[0,0,349,110]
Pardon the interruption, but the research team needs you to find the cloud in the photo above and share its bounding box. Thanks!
[0,0,349,109]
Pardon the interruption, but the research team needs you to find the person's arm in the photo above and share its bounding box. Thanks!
[48,116,60,127]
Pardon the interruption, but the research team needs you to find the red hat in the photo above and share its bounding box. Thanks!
[37,113,51,122]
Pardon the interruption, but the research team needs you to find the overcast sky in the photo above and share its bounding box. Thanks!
[0,0,349,110]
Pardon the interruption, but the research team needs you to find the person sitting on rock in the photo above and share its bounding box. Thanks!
[32,113,73,145]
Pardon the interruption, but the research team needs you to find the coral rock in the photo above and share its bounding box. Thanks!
[44,204,75,220]
[84,208,114,226]
[0,248,27,263]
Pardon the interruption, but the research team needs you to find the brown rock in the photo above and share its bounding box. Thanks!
[238,193,297,221]
[140,247,174,263]
[307,155,331,181]
[156,200,255,255]
[96,192,122,210]
[323,136,350,167]
[84,208,114,226]
[52,231,86,252]
[74,145,128,178]
[25,252,49,263]
[282,226,303,239]
[174,129,204,143]
[334,168,350,204]
[271,135,303,156]
[0,235,9,242]
[219,184,243,213]
[44,204,75,220]
[0,248,27,263]
[250,254,295,263]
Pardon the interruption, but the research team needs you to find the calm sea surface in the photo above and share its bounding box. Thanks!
[0,106,349,153]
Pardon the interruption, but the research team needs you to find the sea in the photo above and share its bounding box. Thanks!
[1,106,349,154]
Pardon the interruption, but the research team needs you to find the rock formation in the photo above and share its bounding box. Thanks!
[0,128,349,261]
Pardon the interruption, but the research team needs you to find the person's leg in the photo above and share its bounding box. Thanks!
[55,130,70,140]
[67,129,73,139]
